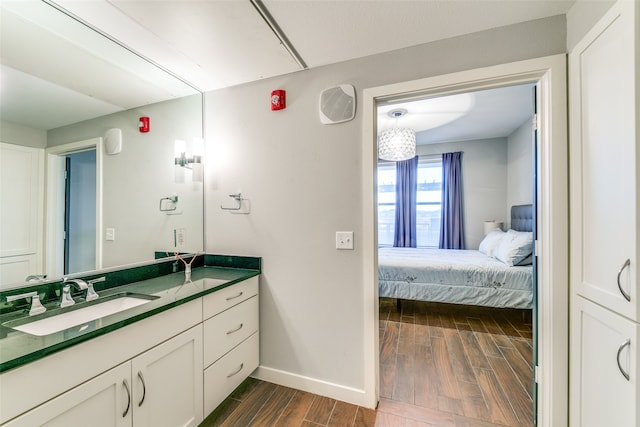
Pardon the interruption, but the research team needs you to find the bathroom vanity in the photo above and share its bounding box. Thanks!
[0,256,260,426]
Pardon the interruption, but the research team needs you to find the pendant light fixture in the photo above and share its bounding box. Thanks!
[378,108,416,161]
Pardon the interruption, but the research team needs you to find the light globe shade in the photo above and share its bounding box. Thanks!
[378,127,416,161]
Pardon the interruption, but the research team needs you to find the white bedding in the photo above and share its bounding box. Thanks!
[378,247,533,308]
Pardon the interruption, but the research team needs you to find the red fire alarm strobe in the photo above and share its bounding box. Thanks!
[271,90,286,111]
[139,116,150,132]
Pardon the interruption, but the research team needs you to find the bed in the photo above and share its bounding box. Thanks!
[378,204,534,309]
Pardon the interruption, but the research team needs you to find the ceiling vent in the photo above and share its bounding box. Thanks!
[319,84,356,125]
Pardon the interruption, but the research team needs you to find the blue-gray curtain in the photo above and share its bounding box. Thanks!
[439,152,465,249]
[393,156,418,247]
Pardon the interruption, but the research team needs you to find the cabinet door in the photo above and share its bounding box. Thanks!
[569,0,638,320]
[4,362,131,427]
[571,296,639,427]
[131,324,203,427]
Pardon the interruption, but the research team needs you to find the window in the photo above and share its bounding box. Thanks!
[377,156,442,247]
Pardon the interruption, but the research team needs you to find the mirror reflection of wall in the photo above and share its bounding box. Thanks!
[0,1,203,290]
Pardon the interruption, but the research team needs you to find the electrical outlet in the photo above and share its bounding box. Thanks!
[336,231,354,250]
[175,228,186,248]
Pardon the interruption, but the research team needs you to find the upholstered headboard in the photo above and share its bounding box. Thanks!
[511,204,533,232]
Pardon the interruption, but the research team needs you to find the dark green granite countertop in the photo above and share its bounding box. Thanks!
[0,266,259,374]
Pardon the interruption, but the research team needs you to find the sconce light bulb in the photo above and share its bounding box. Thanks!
[174,140,186,158]
[192,137,204,157]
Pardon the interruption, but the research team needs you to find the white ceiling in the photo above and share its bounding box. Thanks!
[378,84,535,145]
[53,0,576,92]
[0,0,574,131]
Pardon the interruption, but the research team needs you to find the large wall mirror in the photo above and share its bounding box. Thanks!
[0,1,204,290]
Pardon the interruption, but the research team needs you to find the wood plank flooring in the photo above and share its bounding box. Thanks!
[200,298,534,427]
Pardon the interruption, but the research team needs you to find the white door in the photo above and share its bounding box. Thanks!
[0,143,44,286]
[131,325,203,427]
[4,362,131,427]
[569,0,638,321]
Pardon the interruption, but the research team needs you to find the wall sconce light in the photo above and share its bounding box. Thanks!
[174,138,204,183]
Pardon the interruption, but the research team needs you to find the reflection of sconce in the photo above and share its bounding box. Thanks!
[174,138,204,183]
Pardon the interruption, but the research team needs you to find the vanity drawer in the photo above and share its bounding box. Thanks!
[203,332,259,416]
[203,276,258,320]
[203,295,258,367]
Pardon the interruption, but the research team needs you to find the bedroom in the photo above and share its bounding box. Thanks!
[376,83,537,426]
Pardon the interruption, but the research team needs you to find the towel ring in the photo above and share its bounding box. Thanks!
[221,193,243,211]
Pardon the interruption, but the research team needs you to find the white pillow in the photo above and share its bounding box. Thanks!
[478,229,505,257]
[494,229,533,266]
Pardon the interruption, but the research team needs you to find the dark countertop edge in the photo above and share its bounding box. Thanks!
[0,269,260,374]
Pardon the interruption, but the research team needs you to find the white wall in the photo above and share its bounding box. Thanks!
[0,120,46,148]
[416,138,508,249]
[47,94,203,268]
[506,118,534,228]
[204,15,566,403]
[566,0,616,50]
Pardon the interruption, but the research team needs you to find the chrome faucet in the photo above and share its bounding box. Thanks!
[5,291,47,316]
[59,277,105,307]
[86,277,105,301]
[60,278,88,308]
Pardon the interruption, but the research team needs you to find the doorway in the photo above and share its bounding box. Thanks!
[45,137,103,278]
[361,55,568,426]
[375,84,537,426]
[64,150,97,274]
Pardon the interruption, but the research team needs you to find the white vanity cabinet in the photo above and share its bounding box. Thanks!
[3,362,132,427]
[4,325,203,427]
[202,276,259,415]
[0,275,260,426]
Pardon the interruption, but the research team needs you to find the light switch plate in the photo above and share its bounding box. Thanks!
[336,231,354,250]
[105,228,115,241]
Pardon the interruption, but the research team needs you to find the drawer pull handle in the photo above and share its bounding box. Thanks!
[227,363,244,378]
[137,371,146,406]
[226,291,244,301]
[617,259,631,302]
[617,339,631,381]
[227,323,244,334]
[122,379,131,418]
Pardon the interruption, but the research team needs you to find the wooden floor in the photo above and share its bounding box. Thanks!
[201,298,534,427]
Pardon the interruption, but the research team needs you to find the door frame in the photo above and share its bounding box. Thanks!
[361,54,568,426]
[44,138,103,278]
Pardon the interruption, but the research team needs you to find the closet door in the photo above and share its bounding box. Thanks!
[572,297,639,427]
[569,1,639,426]
[569,0,638,321]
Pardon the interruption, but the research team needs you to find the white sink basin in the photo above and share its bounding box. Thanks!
[7,294,158,336]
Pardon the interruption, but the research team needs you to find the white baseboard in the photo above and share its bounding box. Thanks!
[251,365,375,409]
